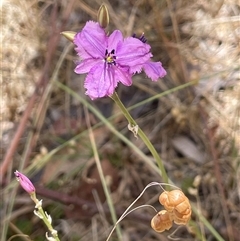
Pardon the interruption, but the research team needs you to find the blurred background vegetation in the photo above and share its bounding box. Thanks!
[1,0,239,240]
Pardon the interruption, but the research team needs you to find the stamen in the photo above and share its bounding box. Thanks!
[105,49,116,65]
[132,33,147,43]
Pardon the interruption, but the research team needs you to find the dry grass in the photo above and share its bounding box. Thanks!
[1,0,239,241]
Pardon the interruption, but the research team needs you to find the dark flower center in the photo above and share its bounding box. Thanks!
[105,49,116,65]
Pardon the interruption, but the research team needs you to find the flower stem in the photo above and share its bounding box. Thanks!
[30,193,60,241]
[110,92,168,184]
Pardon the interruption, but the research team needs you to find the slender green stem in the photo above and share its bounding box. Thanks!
[30,193,60,241]
[110,92,168,184]
[85,109,122,240]
[191,204,225,241]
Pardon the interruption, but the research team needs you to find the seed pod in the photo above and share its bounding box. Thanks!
[159,190,191,225]
[151,210,173,233]
[172,208,191,225]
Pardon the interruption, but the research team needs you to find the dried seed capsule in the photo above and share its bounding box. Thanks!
[159,190,191,225]
[151,210,173,233]
[172,208,191,225]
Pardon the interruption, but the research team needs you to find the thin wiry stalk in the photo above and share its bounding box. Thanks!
[84,107,122,240]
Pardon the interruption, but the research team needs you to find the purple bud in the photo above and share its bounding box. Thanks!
[14,170,36,194]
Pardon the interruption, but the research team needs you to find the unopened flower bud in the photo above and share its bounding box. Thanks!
[97,4,109,28]
[61,31,77,42]
[14,170,35,194]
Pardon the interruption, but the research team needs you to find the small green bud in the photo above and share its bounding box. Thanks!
[61,31,77,42]
[97,4,109,28]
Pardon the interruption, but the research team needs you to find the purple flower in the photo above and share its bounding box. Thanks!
[14,170,35,194]
[74,21,166,100]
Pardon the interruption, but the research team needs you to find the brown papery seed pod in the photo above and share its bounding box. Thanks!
[151,210,173,233]
[159,190,189,212]
[173,208,192,225]
[159,190,192,225]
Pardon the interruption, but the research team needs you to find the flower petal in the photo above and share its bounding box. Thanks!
[74,21,106,59]
[107,30,124,51]
[117,37,152,68]
[75,59,103,74]
[143,61,167,81]
[84,64,118,99]
[114,66,132,86]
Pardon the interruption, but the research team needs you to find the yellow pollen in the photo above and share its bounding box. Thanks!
[106,56,114,63]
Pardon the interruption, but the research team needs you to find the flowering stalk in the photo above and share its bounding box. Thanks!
[110,92,169,184]
[62,4,168,182]
[14,171,60,241]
